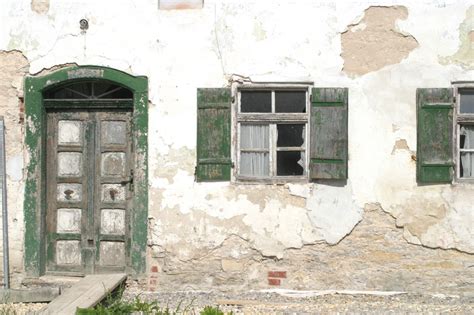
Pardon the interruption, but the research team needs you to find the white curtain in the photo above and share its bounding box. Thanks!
[240,125,269,176]
[460,125,474,177]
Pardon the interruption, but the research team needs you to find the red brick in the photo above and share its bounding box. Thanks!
[268,278,281,286]
[268,271,286,278]
[151,265,159,273]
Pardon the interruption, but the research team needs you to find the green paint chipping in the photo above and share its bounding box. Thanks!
[23,66,148,276]
[439,5,474,69]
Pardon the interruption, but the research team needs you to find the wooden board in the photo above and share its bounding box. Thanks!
[40,273,126,315]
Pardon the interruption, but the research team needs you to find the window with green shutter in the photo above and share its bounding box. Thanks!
[196,85,349,182]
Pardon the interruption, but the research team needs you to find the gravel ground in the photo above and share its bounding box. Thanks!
[123,290,474,314]
[1,290,472,314]
[0,302,46,315]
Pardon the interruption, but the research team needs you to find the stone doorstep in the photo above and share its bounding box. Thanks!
[0,287,60,303]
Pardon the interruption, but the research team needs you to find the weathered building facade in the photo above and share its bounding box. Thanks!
[0,0,473,294]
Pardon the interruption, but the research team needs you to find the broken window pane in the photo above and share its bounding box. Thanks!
[240,91,271,113]
[277,124,305,147]
[240,152,269,176]
[241,124,269,149]
[277,151,304,176]
[275,91,306,113]
[460,90,474,114]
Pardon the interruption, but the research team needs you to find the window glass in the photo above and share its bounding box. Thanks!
[275,91,306,113]
[240,153,269,176]
[277,151,304,176]
[240,124,269,149]
[240,91,271,113]
[277,124,305,147]
[240,124,269,177]
[460,125,474,178]
[238,88,308,179]
[460,90,474,114]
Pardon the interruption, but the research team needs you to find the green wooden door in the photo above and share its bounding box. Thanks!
[46,110,133,275]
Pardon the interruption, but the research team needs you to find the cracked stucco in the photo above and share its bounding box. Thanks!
[0,0,473,290]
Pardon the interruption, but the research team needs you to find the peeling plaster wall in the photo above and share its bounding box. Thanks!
[0,50,29,285]
[1,0,473,291]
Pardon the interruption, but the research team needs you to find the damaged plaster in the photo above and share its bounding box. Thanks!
[0,50,29,281]
[439,5,474,69]
[0,0,473,291]
[341,6,419,76]
[31,0,49,15]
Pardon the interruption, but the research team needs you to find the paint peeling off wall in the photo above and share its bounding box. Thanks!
[31,0,49,15]
[1,0,474,292]
[439,5,474,69]
[341,6,419,76]
[0,50,29,285]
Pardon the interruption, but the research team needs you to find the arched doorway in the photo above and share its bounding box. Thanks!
[23,67,148,276]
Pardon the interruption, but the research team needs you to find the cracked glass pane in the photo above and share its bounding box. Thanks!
[277,124,305,147]
[277,151,304,176]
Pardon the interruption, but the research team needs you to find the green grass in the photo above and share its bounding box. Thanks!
[76,289,232,315]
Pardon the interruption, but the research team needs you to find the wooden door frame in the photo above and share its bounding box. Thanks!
[24,66,148,277]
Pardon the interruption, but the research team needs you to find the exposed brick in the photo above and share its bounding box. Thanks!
[268,278,281,286]
[268,271,286,278]
[151,265,159,273]
[149,278,157,285]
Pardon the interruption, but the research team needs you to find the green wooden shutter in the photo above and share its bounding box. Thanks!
[310,88,348,179]
[416,88,454,183]
[196,88,232,181]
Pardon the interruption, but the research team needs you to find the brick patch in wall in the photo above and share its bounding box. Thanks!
[268,271,286,278]
[148,265,160,291]
[268,278,281,286]
[268,270,287,286]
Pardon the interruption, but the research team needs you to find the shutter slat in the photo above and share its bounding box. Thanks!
[416,88,454,183]
[196,88,232,181]
[310,87,348,179]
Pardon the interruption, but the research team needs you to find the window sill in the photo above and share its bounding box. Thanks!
[453,178,474,185]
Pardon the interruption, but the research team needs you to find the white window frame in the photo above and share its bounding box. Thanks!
[453,81,474,182]
[231,83,312,183]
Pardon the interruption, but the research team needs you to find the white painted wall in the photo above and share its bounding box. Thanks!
[0,0,473,282]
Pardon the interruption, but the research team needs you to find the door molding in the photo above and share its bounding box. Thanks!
[24,66,148,277]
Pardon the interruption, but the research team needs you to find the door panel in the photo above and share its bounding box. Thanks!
[46,110,132,274]
[47,112,90,274]
[95,112,132,273]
